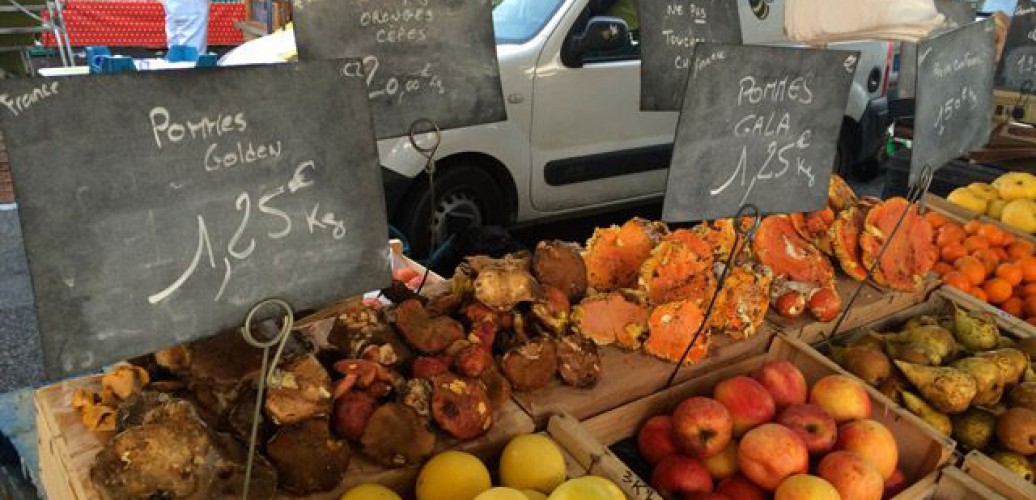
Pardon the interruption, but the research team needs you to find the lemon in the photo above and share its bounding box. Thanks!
[1002,199,1036,233]
[500,435,567,493]
[993,172,1036,201]
[947,187,988,214]
[968,182,1000,201]
[416,451,492,500]
[340,483,401,500]
[988,199,1009,220]
[547,477,623,500]
[474,487,532,500]
[520,490,548,500]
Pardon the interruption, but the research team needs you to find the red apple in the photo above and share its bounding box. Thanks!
[716,474,767,500]
[809,374,872,423]
[738,423,809,490]
[774,474,841,500]
[714,376,776,436]
[637,415,678,465]
[672,397,733,458]
[752,360,809,409]
[884,469,907,499]
[818,450,884,500]
[651,455,713,497]
[702,440,739,480]
[777,404,838,455]
[837,419,899,481]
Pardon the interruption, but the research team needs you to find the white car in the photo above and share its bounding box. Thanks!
[221,0,894,255]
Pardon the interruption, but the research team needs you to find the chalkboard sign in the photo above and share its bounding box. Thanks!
[637,0,742,111]
[0,61,391,378]
[934,0,977,28]
[912,20,995,182]
[995,0,1036,92]
[292,0,506,139]
[662,43,858,222]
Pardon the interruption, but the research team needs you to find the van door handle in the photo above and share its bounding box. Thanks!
[508,93,524,104]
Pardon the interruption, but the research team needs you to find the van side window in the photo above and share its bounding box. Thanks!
[569,0,641,65]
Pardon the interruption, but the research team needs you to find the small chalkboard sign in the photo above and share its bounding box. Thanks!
[662,43,858,223]
[0,61,390,378]
[912,20,995,182]
[292,0,506,140]
[995,0,1036,93]
[637,0,742,111]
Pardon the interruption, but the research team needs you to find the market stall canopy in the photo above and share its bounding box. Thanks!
[785,0,945,43]
[291,0,506,140]
[0,60,391,378]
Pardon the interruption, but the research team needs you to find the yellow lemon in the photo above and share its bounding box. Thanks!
[416,451,492,500]
[340,484,401,500]
[520,490,549,500]
[988,198,1009,220]
[547,477,622,500]
[500,435,566,493]
[947,187,988,214]
[575,476,624,500]
[474,487,532,500]
[1001,199,1036,233]
[968,182,1000,201]
[993,172,1036,201]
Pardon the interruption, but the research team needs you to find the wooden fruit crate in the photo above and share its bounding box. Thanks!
[34,373,534,499]
[925,193,1036,244]
[960,450,1036,500]
[578,333,956,498]
[916,465,1012,499]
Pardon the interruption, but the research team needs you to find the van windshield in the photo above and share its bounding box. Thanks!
[493,0,566,44]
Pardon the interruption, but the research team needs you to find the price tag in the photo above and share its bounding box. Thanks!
[995,0,1036,92]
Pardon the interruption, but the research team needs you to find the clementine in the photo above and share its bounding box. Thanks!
[964,236,990,252]
[983,278,1013,304]
[942,271,971,292]
[935,224,966,247]
[1021,257,1036,282]
[1008,240,1035,260]
[940,243,967,264]
[997,263,1024,287]
[1022,282,1036,297]
[955,256,987,286]
[964,220,982,235]
[969,288,989,303]
[977,224,1006,247]
[1002,297,1025,318]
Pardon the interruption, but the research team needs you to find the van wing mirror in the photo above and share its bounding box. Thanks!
[573,16,629,54]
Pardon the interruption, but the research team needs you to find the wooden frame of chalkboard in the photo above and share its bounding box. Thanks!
[636,0,742,111]
[995,0,1036,93]
[662,43,858,223]
[912,20,996,183]
[0,60,391,378]
[291,0,507,140]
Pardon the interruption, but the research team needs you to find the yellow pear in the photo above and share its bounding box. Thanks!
[993,172,1036,201]
[1001,199,1036,233]
[947,187,988,214]
[988,199,1009,220]
[968,182,1001,201]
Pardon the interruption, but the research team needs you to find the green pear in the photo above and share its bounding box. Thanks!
[952,304,1000,352]
[840,345,891,386]
[976,348,1031,388]
[952,357,1005,407]
[883,325,956,365]
[951,408,996,450]
[1009,381,1036,411]
[902,390,952,436]
[904,315,940,331]
[991,451,1035,483]
[895,360,978,414]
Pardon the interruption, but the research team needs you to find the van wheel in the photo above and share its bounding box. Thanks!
[394,165,507,257]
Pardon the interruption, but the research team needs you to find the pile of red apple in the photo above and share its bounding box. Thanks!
[637,361,908,500]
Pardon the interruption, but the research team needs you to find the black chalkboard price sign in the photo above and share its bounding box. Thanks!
[995,0,1036,92]
[0,61,391,378]
[912,20,995,182]
[292,0,506,139]
[662,43,858,223]
[637,0,742,111]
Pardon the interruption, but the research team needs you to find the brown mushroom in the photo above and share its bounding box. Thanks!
[501,337,558,392]
[266,419,350,495]
[332,391,378,441]
[361,402,436,468]
[431,374,493,440]
[82,405,117,432]
[556,335,602,388]
[101,365,150,400]
[264,354,332,426]
[392,299,465,354]
[533,240,588,301]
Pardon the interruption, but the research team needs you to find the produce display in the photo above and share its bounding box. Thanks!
[631,361,906,500]
[928,213,1036,320]
[825,303,1036,484]
[947,173,1036,233]
[342,433,624,500]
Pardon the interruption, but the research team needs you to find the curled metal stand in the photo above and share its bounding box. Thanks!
[407,118,442,294]
[666,204,762,387]
[820,165,935,348]
[239,299,295,500]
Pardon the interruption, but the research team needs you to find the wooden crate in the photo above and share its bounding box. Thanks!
[926,193,1036,244]
[960,450,1036,500]
[578,333,956,497]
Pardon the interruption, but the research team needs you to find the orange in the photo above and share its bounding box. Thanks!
[972,249,1001,275]
[1021,257,1036,282]
[940,243,967,264]
[1022,282,1036,297]
[1008,240,1035,260]
[991,247,1010,262]
[997,263,1024,287]
[1002,231,1017,247]
[955,256,987,286]
[977,224,1006,247]
[1002,297,1025,318]
[964,220,983,235]
[983,278,1014,304]
[935,224,966,247]
[924,211,948,229]
[932,262,954,276]
[964,236,990,252]
[969,288,989,302]
[942,271,972,292]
